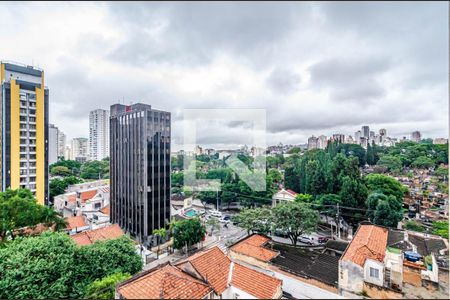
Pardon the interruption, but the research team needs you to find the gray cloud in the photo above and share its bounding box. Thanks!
[0,1,446,149]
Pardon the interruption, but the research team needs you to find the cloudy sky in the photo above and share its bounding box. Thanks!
[1,1,448,150]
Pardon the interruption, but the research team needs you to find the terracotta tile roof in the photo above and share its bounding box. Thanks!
[67,193,77,203]
[66,216,87,230]
[118,264,212,299]
[101,205,110,216]
[184,246,231,294]
[230,234,278,262]
[79,189,98,202]
[286,189,298,197]
[341,224,388,267]
[70,224,124,246]
[231,263,281,299]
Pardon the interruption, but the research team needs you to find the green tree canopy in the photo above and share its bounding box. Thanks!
[232,207,272,235]
[50,166,72,177]
[411,156,435,169]
[80,160,109,179]
[49,176,82,201]
[84,272,131,300]
[366,174,407,203]
[0,233,142,299]
[49,159,82,175]
[272,202,319,245]
[376,155,402,173]
[295,193,314,203]
[0,189,67,242]
[366,192,403,228]
[172,218,206,250]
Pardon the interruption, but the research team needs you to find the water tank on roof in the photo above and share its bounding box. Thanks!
[404,251,422,262]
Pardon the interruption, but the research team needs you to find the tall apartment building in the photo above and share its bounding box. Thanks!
[89,109,109,161]
[307,135,318,150]
[110,103,171,244]
[72,137,88,163]
[0,62,49,205]
[411,131,421,142]
[332,133,345,144]
[317,135,328,149]
[362,126,370,138]
[48,124,66,164]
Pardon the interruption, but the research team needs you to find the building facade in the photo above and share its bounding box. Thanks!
[71,137,88,162]
[0,62,49,205]
[411,131,421,142]
[48,123,66,164]
[362,126,370,138]
[89,109,109,161]
[307,135,318,150]
[110,103,171,244]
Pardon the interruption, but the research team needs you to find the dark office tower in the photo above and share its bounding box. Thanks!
[362,126,370,138]
[110,103,171,245]
[0,62,49,205]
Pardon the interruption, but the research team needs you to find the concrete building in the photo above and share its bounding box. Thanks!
[89,109,109,161]
[0,62,49,205]
[362,126,370,138]
[64,145,72,160]
[48,124,66,165]
[272,188,297,207]
[433,138,448,145]
[307,135,318,150]
[72,137,88,163]
[355,130,362,143]
[317,135,328,149]
[332,134,345,144]
[411,131,421,142]
[110,103,171,245]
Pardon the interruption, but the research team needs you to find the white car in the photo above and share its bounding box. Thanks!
[209,210,222,218]
[219,217,230,224]
[299,235,314,245]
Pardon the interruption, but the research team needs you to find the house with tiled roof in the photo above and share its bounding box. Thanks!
[229,234,279,268]
[272,188,298,207]
[339,223,449,299]
[117,246,282,299]
[65,215,89,234]
[70,223,124,246]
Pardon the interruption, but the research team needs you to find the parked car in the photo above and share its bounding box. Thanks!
[274,228,289,238]
[198,209,206,215]
[317,236,329,244]
[299,235,314,245]
[223,215,231,221]
[209,210,222,218]
[220,218,230,224]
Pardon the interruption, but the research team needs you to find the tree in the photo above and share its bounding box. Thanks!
[50,166,72,177]
[404,220,425,232]
[411,156,435,169]
[272,202,319,245]
[0,233,142,299]
[295,193,313,203]
[80,160,109,179]
[84,272,131,300]
[366,192,403,228]
[49,176,82,201]
[49,159,82,176]
[206,217,220,235]
[152,228,167,259]
[432,221,449,239]
[232,207,272,235]
[0,189,67,242]
[366,174,407,203]
[288,147,301,154]
[172,218,206,250]
[434,166,448,179]
[339,176,367,209]
[377,155,402,173]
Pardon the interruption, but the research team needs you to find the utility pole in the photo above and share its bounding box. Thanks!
[216,190,219,211]
[336,203,341,239]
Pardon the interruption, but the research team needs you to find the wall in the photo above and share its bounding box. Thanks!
[364,259,384,286]
[339,260,364,295]
[229,250,270,269]
[362,282,402,299]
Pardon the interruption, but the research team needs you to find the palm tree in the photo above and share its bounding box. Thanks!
[152,228,167,259]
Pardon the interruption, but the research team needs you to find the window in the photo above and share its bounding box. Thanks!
[369,267,379,278]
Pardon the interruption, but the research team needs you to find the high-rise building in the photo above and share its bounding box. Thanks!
[317,135,328,149]
[307,135,318,150]
[379,128,387,137]
[48,124,66,165]
[362,126,370,138]
[355,130,362,143]
[332,133,345,144]
[72,137,88,163]
[411,131,421,142]
[0,62,49,205]
[89,109,109,161]
[433,138,448,145]
[110,103,171,244]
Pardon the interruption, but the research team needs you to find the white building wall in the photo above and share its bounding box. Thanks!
[89,109,110,161]
[363,259,384,287]
[48,124,59,165]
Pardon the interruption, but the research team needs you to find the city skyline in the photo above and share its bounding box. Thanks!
[0,2,447,150]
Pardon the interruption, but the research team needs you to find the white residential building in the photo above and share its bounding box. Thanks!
[48,124,66,164]
[89,109,110,161]
[72,137,88,162]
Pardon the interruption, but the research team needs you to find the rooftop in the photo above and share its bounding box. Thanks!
[117,264,212,299]
[341,224,388,267]
[230,234,279,262]
[70,224,123,246]
[65,216,87,230]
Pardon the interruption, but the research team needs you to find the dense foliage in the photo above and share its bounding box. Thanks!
[0,189,66,242]
[0,233,142,299]
[49,176,82,201]
[172,218,206,250]
[84,272,131,300]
